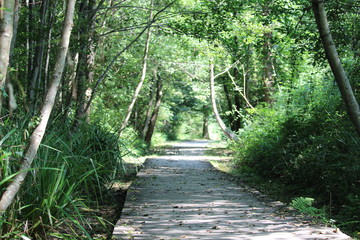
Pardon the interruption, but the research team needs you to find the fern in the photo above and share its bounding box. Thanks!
[290,197,327,220]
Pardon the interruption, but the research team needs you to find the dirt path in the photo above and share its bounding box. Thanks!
[113,140,351,240]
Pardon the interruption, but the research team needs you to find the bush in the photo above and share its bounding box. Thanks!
[230,77,360,235]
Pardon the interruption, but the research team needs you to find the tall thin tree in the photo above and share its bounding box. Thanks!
[209,62,239,141]
[0,0,76,213]
[312,0,360,136]
[144,68,163,145]
[118,0,154,136]
[0,0,15,114]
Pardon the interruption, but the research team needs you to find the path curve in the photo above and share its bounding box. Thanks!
[113,140,351,240]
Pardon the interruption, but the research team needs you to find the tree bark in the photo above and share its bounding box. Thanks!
[73,0,97,127]
[0,0,15,114]
[43,2,56,93]
[209,62,239,141]
[63,52,79,119]
[142,74,156,138]
[312,0,360,137]
[118,0,153,136]
[27,0,35,110]
[0,0,76,213]
[28,0,50,113]
[263,34,274,104]
[262,4,274,104]
[9,0,19,59]
[144,70,163,145]
[5,0,20,116]
[225,66,242,131]
[202,106,210,139]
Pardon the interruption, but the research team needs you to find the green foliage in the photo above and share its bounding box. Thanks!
[3,0,360,238]
[0,117,125,238]
[118,127,148,157]
[290,197,327,222]
[230,67,360,235]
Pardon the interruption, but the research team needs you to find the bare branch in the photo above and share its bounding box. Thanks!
[99,23,166,37]
[227,71,254,109]
[214,61,239,79]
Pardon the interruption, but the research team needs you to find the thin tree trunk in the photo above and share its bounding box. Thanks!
[5,0,20,116]
[262,4,274,104]
[312,0,360,137]
[63,52,79,118]
[27,0,35,110]
[0,0,15,114]
[223,82,237,131]
[223,83,233,114]
[28,0,49,113]
[233,67,242,130]
[242,60,251,107]
[223,66,242,131]
[263,34,274,104]
[9,0,19,58]
[118,0,153,136]
[202,107,210,139]
[82,1,175,115]
[144,70,163,145]
[209,62,238,141]
[43,2,56,91]
[142,75,156,138]
[73,0,96,126]
[0,0,76,213]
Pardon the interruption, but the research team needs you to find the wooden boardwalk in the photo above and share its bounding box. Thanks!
[113,141,351,240]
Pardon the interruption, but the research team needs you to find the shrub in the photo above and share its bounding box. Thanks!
[230,76,360,235]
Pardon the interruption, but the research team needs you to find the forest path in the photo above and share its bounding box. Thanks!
[112,140,351,240]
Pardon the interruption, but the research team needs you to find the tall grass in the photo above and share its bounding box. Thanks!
[0,117,124,239]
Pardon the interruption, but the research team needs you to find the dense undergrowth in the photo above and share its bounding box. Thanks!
[230,73,360,237]
[0,116,146,239]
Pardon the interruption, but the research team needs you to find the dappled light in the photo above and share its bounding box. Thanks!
[113,141,350,239]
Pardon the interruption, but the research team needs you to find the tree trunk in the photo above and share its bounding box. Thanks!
[222,82,235,128]
[234,93,242,129]
[5,0,20,116]
[142,75,156,138]
[209,62,238,141]
[43,2,56,92]
[262,5,274,104]
[118,0,153,136]
[0,0,76,213]
[28,0,49,113]
[263,34,274,104]
[232,67,242,130]
[202,106,210,139]
[27,0,35,110]
[312,0,360,137]
[9,0,19,59]
[73,0,96,127]
[144,70,163,145]
[0,0,15,114]
[63,52,79,118]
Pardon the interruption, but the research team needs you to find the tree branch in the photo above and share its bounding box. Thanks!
[83,0,176,114]
[214,60,239,79]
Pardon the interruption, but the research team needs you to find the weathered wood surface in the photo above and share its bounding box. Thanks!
[113,141,351,240]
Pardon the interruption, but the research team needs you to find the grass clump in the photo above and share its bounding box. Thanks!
[0,117,140,239]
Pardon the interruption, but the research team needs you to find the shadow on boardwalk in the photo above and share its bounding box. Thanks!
[113,140,351,240]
